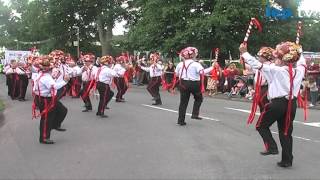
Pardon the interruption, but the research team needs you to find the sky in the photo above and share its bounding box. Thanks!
[1,0,319,35]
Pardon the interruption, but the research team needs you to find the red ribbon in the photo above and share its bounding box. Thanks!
[247,72,262,124]
[284,63,293,136]
[200,70,205,93]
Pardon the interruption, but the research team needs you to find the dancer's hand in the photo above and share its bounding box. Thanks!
[239,43,248,54]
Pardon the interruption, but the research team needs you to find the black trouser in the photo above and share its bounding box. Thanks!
[258,85,269,113]
[147,76,162,103]
[256,97,297,164]
[8,74,20,99]
[57,83,70,100]
[70,76,82,97]
[18,75,29,100]
[34,96,67,142]
[114,77,128,100]
[96,82,114,115]
[6,74,11,96]
[80,81,93,110]
[178,80,203,124]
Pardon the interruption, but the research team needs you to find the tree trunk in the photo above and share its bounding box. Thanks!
[97,16,113,56]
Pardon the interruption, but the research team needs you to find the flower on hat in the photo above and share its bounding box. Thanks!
[273,41,301,63]
[100,55,113,65]
[257,47,275,61]
[180,47,198,60]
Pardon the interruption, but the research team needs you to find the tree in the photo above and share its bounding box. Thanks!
[48,0,129,56]
[127,0,309,61]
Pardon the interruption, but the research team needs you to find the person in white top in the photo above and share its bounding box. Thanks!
[95,55,118,118]
[50,50,72,99]
[248,47,275,125]
[32,55,69,144]
[174,47,213,125]
[240,41,306,168]
[113,55,129,102]
[68,60,82,98]
[80,53,98,112]
[5,60,20,99]
[16,61,30,101]
[139,52,163,105]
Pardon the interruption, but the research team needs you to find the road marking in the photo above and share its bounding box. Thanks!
[226,107,320,143]
[142,104,220,122]
[271,131,311,141]
[303,122,320,127]
[142,105,319,143]
[225,107,320,128]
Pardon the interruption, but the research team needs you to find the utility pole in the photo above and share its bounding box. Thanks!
[73,26,80,59]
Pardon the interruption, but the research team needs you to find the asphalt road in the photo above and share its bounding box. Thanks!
[0,76,319,179]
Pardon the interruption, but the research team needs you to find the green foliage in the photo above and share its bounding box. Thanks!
[0,0,319,58]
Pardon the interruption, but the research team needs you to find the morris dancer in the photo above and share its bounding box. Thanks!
[96,56,117,118]
[50,50,71,99]
[80,54,97,112]
[175,47,213,125]
[139,53,163,105]
[5,60,20,100]
[17,61,30,101]
[33,56,69,144]
[240,42,306,168]
[113,55,128,102]
[68,60,82,98]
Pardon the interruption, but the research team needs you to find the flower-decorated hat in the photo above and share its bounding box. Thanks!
[180,47,198,60]
[257,47,275,61]
[273,41,302,63]
[100,55,113,65]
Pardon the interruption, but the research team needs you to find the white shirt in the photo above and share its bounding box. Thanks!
[5,67,17,75]
[242,52,306,99]
[70,66,82,77]
[113,63,126,77]
[81,65,98,82]
[140,63,163,77]
[97,65,118,85]
[16,67,27,75]
[52,64,72,85]
[175,59,213,81]
[31,65,40,81]
[33,72,67,97]
[3,65,11,73]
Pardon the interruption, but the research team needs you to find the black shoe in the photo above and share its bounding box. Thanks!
[260,150,279,156]
[277,161,292,168]
[105,106,110,109]
[191,116,202,120]
[152,100,162,105]
[40,139,55,144]
[82,109,92,112]
[55,127,66,132]
[116,99,125,102]
[99,114,108,118]
[18,98,26,101]
[96,112,108,118]
[177,122,187,126]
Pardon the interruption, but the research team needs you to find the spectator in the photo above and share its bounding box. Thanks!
[308,76,319,107]
[223,63,240,92]
[207,60,221,96]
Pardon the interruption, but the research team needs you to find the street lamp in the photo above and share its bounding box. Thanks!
[73,26,80,59]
